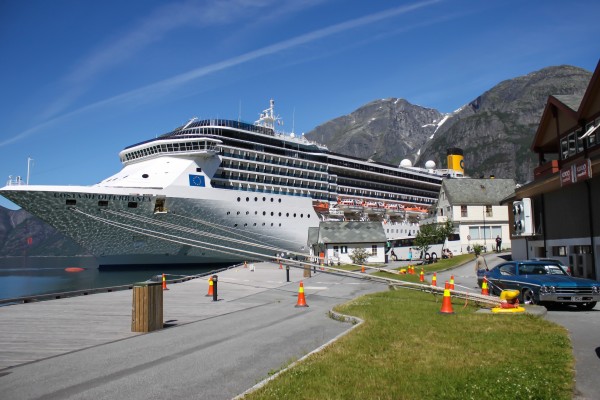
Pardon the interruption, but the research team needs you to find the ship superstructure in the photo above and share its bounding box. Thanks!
[1,100,444,267]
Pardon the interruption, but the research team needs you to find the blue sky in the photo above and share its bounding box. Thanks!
[1,0,599,210]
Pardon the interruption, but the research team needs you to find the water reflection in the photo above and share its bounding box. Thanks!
[0,256,224,300]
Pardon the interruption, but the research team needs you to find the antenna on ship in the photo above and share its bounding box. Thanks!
[26,156,34,185]
[292,107,296,136]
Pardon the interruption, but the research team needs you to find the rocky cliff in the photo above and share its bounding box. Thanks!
[305,65,592,183]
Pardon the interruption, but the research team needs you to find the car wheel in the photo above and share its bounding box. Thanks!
[522,288,537,305]
[576,302,597,311]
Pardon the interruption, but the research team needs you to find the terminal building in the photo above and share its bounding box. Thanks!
[510,59,600,280]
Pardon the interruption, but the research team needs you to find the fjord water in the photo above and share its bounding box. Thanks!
[0,256,220,300]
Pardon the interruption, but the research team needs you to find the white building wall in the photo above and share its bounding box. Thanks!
[325,243,385,264]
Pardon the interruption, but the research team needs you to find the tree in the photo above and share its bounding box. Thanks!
[349,247,370,265]
[413,219,455,263]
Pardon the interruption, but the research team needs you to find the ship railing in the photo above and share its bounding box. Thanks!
[6,175,25,186]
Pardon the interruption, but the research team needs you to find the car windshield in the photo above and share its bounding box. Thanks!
[518,263,567,276]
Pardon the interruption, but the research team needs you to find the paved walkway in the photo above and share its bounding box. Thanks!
[0,262,388,399]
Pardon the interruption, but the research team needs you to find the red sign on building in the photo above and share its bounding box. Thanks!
[560,159,592,187]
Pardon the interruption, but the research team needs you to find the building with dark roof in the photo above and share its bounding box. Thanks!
[308,221,387,264]
[511,59,600,280]
[428,178,516,253]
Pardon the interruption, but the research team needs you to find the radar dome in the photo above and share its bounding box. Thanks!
[400,159,412,167]
[425,160,436,169]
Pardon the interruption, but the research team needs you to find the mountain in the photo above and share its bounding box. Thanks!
[305,98,444,167]
[305,65,593,183]
[0,206,89,257]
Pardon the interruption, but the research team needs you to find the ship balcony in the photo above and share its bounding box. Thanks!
[221,153,327,172]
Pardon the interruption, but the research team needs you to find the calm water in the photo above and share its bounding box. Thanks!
[0,256,226,300]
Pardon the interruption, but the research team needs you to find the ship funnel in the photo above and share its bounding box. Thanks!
[446,148,464,174]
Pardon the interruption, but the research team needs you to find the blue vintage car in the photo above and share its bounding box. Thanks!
[478,260,600,310]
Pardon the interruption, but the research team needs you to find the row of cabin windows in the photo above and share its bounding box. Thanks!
[219,160,328,182]
[218,171,329,190]
[227,209,311,219]
[221,151,327,172]
[211,181,330,199]
[338,184,435,204]
[560,117,600,160]
[234,222,282,228]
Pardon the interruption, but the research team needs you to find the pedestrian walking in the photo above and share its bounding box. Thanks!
[495,235,502,253]
[475,252,488,274]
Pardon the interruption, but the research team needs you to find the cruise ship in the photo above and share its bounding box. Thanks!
[1,100,449,268]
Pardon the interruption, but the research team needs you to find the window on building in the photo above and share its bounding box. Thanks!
[485,205,493,217]
[371,245,377,255]
[340,246,348,254]
[568,132,577,156]
[561,137,569,159]
[552,246,567,257]
[576,128,585,153]
[461,205,468,217]
[469,226,480,239]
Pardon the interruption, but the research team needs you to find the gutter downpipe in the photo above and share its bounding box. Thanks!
[585,180,596,280]
[541,193,547,257]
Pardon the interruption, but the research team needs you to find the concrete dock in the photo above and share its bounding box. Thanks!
[0,262,388,399]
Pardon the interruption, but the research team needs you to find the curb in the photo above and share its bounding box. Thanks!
[232,310,364,399]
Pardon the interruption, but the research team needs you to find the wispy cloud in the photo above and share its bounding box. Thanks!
[4,0,441,147]
[41,0,293,120]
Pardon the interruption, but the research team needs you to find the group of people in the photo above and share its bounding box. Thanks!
[442,248,453,259]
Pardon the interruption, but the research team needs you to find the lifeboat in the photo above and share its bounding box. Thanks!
[312,201,329,212]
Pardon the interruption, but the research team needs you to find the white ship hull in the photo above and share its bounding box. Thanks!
[1,184,319,268]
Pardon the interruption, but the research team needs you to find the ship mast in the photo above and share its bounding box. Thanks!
[255,99,282,130]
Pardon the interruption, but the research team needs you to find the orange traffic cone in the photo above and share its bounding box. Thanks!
[206,277,213,297]
[481,277,489,296]
[431,272,437,287]
[162,273,169,290]
[295,281,309,307]
[439,286,455,314]
[449,275,455,290]
[279,262,283,270]
[419,268,424,282]
[361,265,365,273]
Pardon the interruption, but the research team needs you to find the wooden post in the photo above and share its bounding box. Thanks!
[131,282,163,332]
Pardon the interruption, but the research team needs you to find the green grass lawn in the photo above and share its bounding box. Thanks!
[244,289,573,400]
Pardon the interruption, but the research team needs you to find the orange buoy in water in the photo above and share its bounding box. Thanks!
[65,267,85,273]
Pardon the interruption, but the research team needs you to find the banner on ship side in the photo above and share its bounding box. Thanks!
[560,159,592,187]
